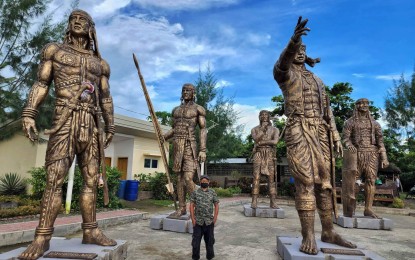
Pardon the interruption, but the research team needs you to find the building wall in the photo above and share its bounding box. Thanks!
[132,136,168,176]
[113,138,134,179]
[0,134,45,179]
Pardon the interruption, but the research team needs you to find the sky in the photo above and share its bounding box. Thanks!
[45,0,414,136]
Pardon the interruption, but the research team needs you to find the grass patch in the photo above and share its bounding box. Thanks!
[151,199,173,207]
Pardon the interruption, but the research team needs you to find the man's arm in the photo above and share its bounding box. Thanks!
[99,59,114,148]
[198,106,207,162]
[22,43,56,142]
[190,201,196,226]
[213,202,219,225]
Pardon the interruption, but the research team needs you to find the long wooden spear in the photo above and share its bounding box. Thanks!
[132,53,178,210]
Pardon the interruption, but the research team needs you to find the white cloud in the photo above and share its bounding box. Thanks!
[133,0,240,11]
[216,80,233,88]
[375,74,401,81]
[233,104,274,137]
[352,73,365,78]
[246,33,271,46]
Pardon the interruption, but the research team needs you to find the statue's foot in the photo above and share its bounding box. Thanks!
[321,230,357,249]
[168,208,187,219]
[364,209,379,219]
[299,234,318,255]
[18,236,50,260]
[82,228,117,246]
[270,199,279,209]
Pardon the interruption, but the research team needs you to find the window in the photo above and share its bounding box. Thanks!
[144,158,158,169]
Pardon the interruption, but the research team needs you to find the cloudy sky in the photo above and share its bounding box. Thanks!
[48,0,414,136]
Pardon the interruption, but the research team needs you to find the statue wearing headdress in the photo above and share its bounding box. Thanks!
[19,9,116,259]
[342,98,389,218]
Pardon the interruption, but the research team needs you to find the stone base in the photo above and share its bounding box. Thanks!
[243,204,285,218]
[0,237,127,260]
[150,213,193,233]
[277,236,385,260]
[334,215,393,230]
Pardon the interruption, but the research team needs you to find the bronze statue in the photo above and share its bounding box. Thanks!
[164,83,207,218]
[342,98,389,218]
[250,110,280,209]
[273,17,356,255]
[20,10,116,260]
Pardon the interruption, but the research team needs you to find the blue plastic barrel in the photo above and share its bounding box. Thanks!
[125,180,140,201]
[117,180,127,199]
[289,176,295,184]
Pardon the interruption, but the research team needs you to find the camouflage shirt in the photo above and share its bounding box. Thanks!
[190,188,219,225]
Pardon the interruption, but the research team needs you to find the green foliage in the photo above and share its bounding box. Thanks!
[212,187,233,197]
[27,166,123,210]
[227,186,241,195]
[391,197,405,208]
[0,173,26,195]
[237,177,252,193]
[134,173,151,191]
[148,111,173,126]
[27,167,47,200]
[0,195,41,218]
[0,0,75,140]
[148,172,178,200]
[400,172,415,191]
[278,180,295,197]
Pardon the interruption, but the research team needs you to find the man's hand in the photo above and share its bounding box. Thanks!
[191,217,196,227]
[104,132,114,148]
[198,151,206,162]
[334,140,343,158]
[22,117,38,142]
[213,217,217,225]
[292,16,310,42]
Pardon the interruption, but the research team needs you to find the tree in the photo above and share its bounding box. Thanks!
[0,0,74,139]
[194,66,245,161]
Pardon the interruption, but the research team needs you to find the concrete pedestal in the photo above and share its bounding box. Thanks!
[334,215,393,230]
[0,237,127,260]
[150,213,193,233]
[243,204,285,218]
[277,236,385,260]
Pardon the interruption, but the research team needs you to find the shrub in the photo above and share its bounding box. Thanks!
[228,186,241,195]
[400,172,415,192]
[134,173,151,191]
[391,198,405,208]
[212,187,233,197]
[0,195,41,218]
[209,180,220,188]
[238,177,252,193]
[27,166,123,211]
[148,172,178,200]
[278,180,295,197]
[0,173,26,195]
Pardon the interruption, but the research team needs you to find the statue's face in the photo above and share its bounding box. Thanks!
[293,45,306,64]
[259,112,270,122]
[182,87,194,101]
[356,99,369,113]
[69,14,91,37]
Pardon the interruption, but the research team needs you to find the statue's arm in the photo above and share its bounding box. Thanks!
[273,17,309,84]
[22,43,56,141]
[375,122,388,165]
[198,106,207,162]
[99,59,115,148]
[342,120,354,149]
[251,127,264,143]
[259,127,280,146]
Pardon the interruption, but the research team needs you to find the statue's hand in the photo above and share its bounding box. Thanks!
[198,151,206,163]
[381,159,389,169]
[334,140,343,158]
[346,144,357,153]
[104,132,114,148]
[22,117,38,142]
[292,16,310,42]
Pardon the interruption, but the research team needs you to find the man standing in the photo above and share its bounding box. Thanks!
[164,83,207,218]
[250,110,280,209]
[190,176,219,260]
[342,98,389,218]
[273,17,356,254]
[19,10,116,259]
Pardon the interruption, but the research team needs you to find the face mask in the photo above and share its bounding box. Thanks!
[201,183,209,188]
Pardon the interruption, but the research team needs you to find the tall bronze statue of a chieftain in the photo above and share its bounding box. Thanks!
[251,110,280,209]
[273,17,356,254]
[19,10,116,260]
[342,98,389,218]
[164,83,207,218]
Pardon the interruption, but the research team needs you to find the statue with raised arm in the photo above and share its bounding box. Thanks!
[164,83,207,218]
[19,10,116,260]
[342,98,389,218]
[273,17,356,254]
[250,110,280,209]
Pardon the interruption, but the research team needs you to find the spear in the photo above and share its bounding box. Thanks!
[132,53,178,210]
